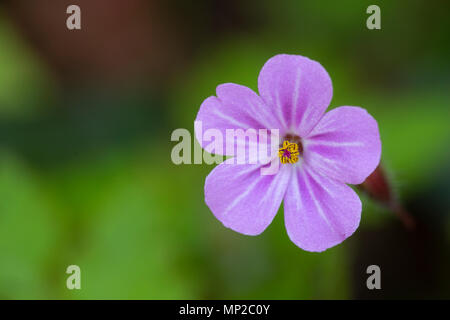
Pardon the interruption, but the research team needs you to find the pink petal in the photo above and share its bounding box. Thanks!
[304,106,381,185]
[205,160,292,235]
[258,54,333,136]
[195,83,282,155]
[284,165,361,252]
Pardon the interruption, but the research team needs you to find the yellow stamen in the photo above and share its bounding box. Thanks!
[278,140,300,164]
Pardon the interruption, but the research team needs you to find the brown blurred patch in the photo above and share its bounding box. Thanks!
[2,0,186,85]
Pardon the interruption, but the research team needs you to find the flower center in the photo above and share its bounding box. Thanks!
[278,134,303,164]
[278,140,300,164]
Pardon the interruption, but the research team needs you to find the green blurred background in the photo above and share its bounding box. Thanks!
[0,0,449,299]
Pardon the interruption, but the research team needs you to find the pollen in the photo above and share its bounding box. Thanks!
[278,140,300,164]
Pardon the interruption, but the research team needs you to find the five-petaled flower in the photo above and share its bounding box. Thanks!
[195,54,381,252]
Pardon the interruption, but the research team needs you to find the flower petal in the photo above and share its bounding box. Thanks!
[284,165,361,252]
[195,83,282,155]
[258,54,333,135]
[304,106,381,184]
[205,160,292,235]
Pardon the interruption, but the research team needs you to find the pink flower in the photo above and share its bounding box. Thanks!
[195,54,381,252]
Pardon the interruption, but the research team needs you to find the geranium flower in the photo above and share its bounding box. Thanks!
[195,54,381,252]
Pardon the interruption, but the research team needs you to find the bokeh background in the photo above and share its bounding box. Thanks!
[0,0,449,299]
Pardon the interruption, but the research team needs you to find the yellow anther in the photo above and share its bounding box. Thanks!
[278,140,300,164]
